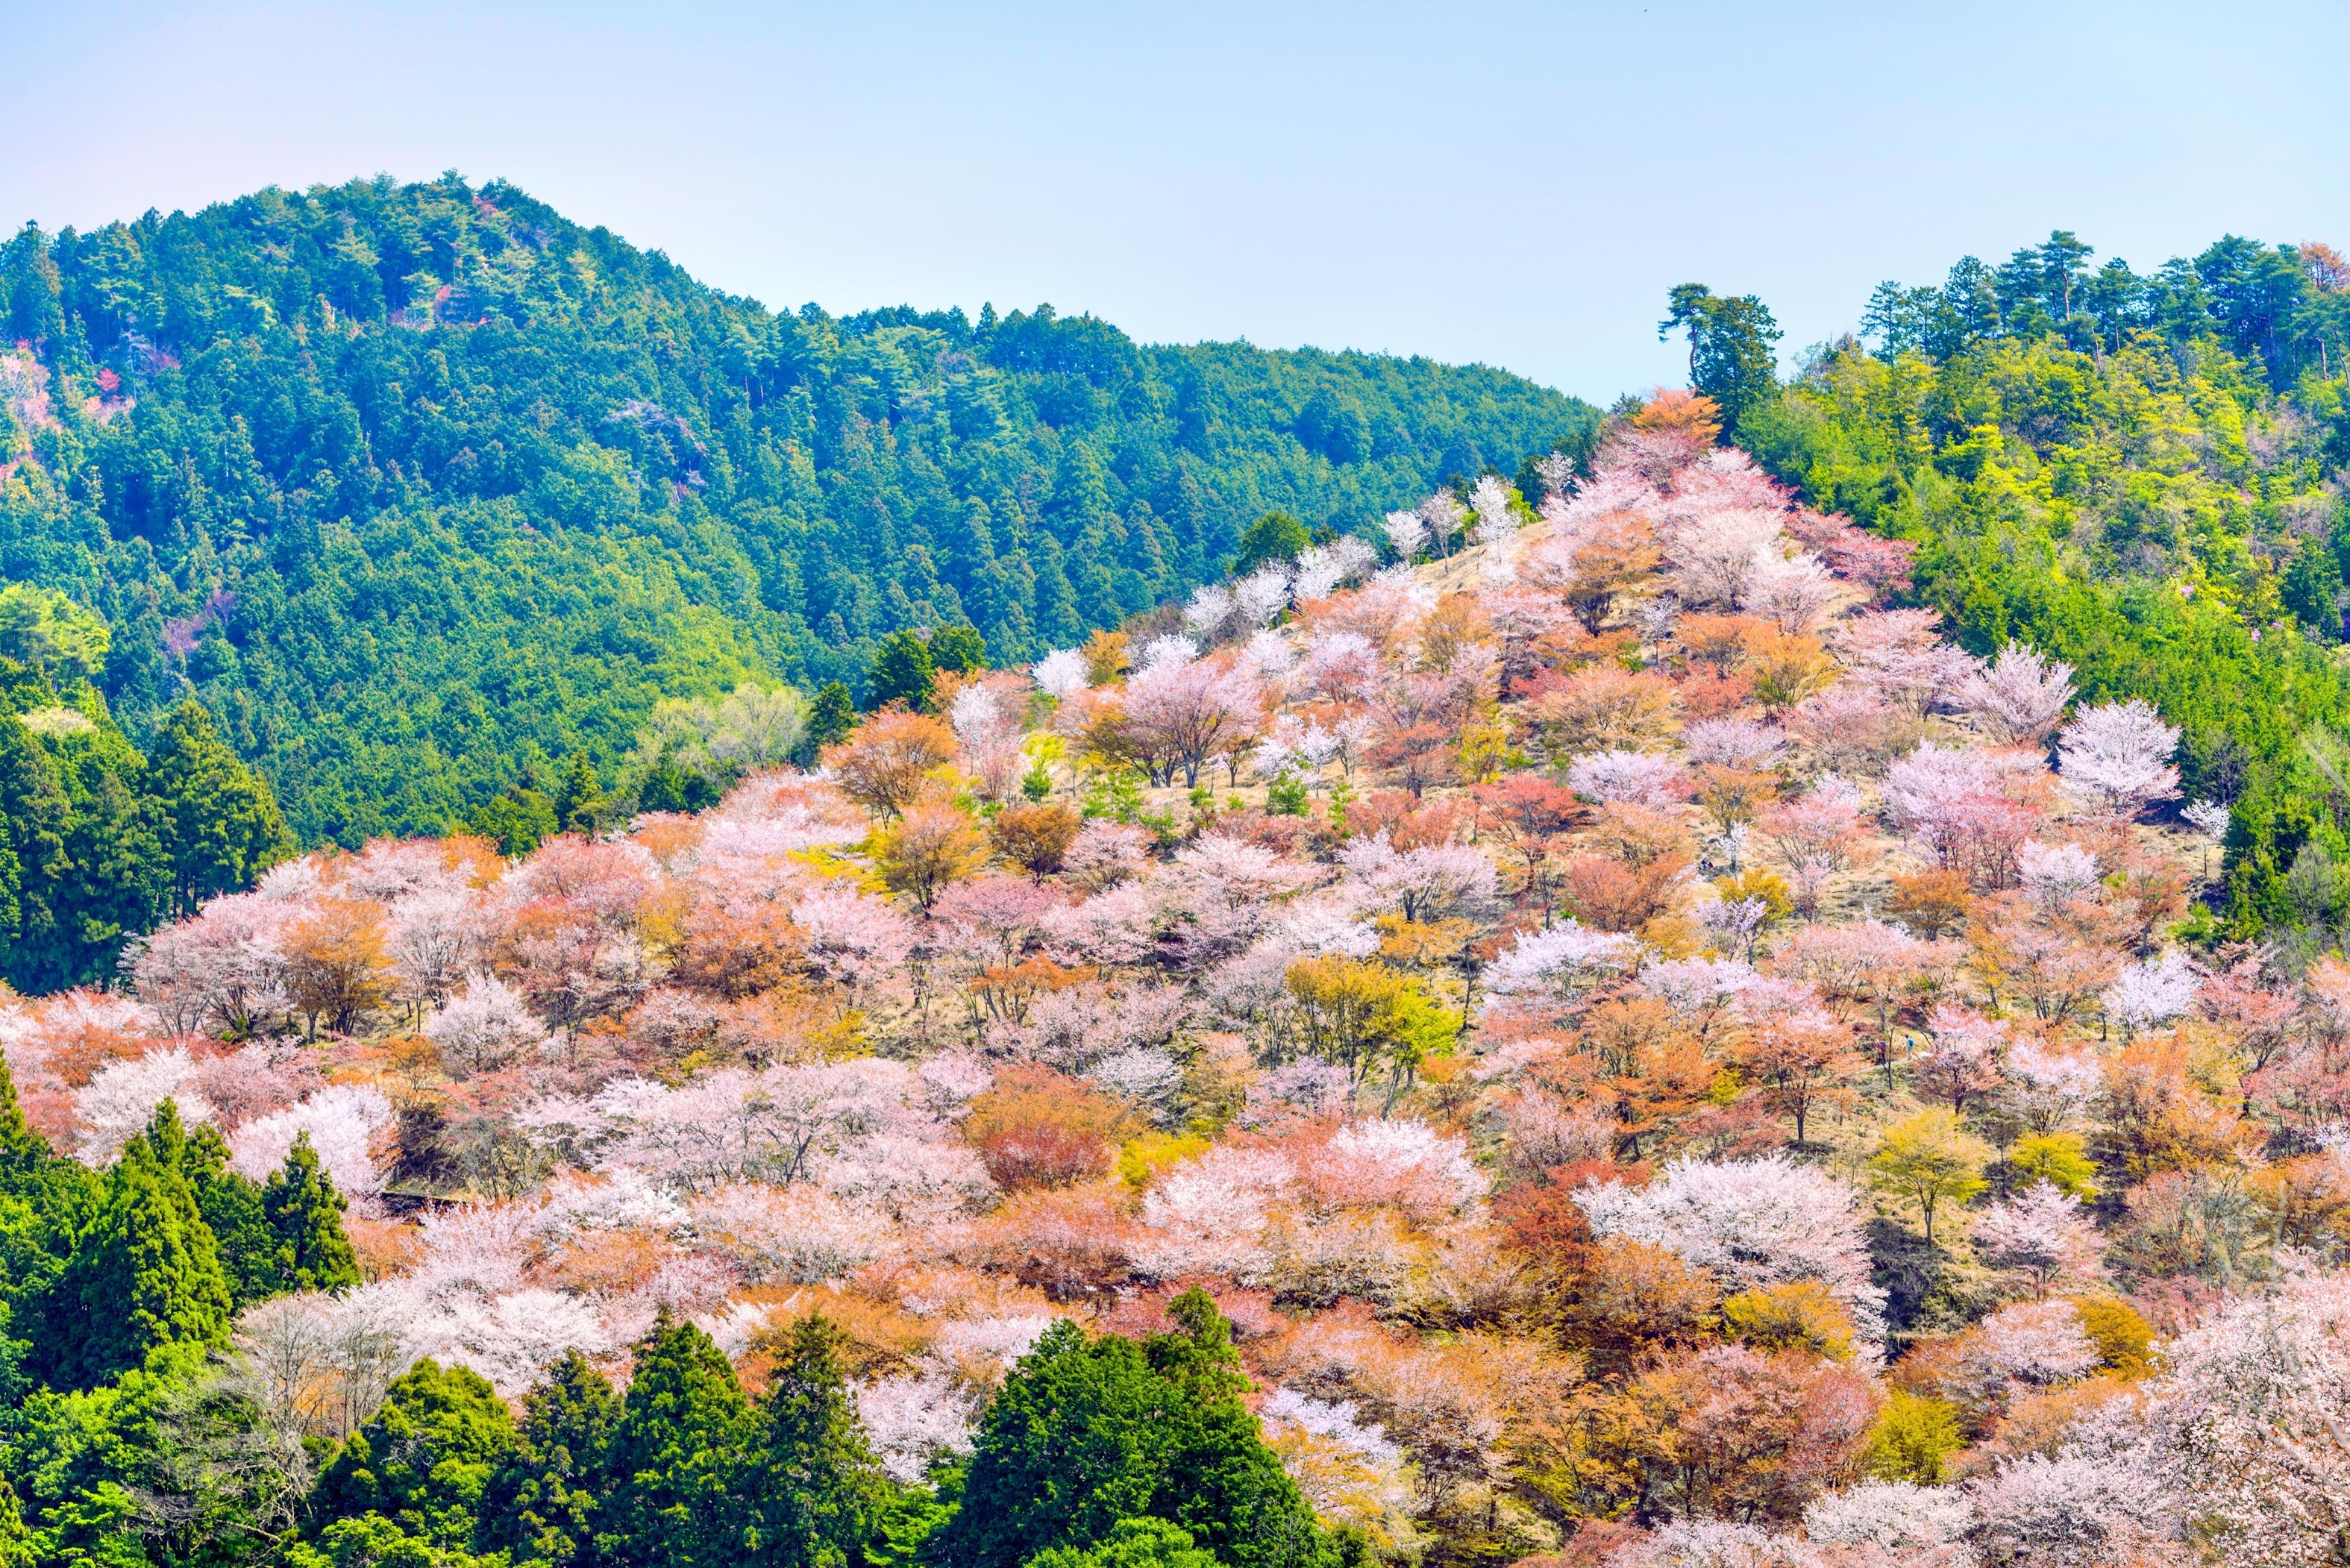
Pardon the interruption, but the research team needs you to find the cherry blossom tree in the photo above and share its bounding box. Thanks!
[1033,647,1091,699]
[1958,644,2079,744]
[1973,1182,2105,1298]
[2057,698,2181,818]
[1575,1154,1887,1336]
[1568,749,1691,806]
[75,1047,213,1164]
[1378,509,1427,562]
[424,971,550,1075]
[1118,650,1265,786]
[231,1084,396,1199]
[2104,951,2199,1036]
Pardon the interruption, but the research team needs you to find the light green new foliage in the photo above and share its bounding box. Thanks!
[1870,1108,1993,1244]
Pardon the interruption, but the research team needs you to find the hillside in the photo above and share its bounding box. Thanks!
[0,172,1595,846]
[2,389,2345,1567]
[1731,231,2350,936]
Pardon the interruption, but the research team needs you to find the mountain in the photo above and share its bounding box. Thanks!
[0,172,1596,845]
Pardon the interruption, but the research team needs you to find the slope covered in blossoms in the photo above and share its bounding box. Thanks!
[4,391,2349,1567]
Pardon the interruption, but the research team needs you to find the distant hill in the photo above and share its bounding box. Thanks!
[0,173,1595,843]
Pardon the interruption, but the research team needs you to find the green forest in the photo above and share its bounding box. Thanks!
[0,172,1593,847]
[1722,231,2350,935]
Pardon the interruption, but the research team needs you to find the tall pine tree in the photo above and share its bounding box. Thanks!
[260,1133,360,1294]
[478,1349,621,1567]
[145,700,292,917]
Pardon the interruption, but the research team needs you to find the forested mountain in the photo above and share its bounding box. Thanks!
[11,383,2350,1565]
[0,172,1594,847]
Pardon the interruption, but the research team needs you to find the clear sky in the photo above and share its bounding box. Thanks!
[7,1,2348,401]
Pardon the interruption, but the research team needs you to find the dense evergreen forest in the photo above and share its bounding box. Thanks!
[0,172,1592,848]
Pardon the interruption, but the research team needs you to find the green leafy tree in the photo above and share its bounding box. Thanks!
[0,586,109,686]
[807,683,857,753]
[745,1316,894,1568]
[1028,1517,1223,1568]
[1660,283,1784,434]
[867,632,936,713]
[304,1358,518,1558]
[2282,537,2343,639]
[927,625,987,677]
[0,713,70,985]
[599,1313,753,1567]
[1230,512,1310,576]
[472,781,560,856]
[943,1291,1326,1568]
[554,752,607,835]
[480,1350,621,1567]
[177,1120,278,1308]
[145,700,292,917]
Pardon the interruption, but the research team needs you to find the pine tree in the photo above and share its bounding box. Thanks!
[0,1473,31,1568]
[1144,1291,1326,1568]
[0,714,70,988]
[42,1102,232,1389]
[599,1311,753,1567]
[745,1316,893,1568]
[480,1349,621,1566]
[943,1294,1330,1568]
[0,1046,36,1160]
[179,1120,278,1307]
[940,1320,1172,1568]
[261,1133,360,1294]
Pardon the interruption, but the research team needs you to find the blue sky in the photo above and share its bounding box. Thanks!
[9,1,2348,401]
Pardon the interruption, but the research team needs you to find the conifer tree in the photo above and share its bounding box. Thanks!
[944,1293,1330,1568]
[599,1311,753,1567]
[554,751,607,835]
[179,1120,276,1307]
[42,1102,232,1389]
[480,1349,621,1567]
[0,1476,26,1568]
[261,1133,360,1294]
[145,700,292,917]
[746,1315,893,1568]
[1144,1291,1326,1568]
[0,714,70,984]
[0,1046,35,1160]
[807,683,856,753]
[942,1323,1176,1568]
